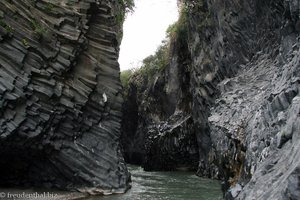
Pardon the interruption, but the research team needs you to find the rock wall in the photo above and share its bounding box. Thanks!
[0,0,129,195]
[122,0,300,199]
[121,34,199,171]
[186,1,300,199]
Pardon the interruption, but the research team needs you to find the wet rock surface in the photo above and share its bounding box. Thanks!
[122,0,300,199]
[0,0,129,194]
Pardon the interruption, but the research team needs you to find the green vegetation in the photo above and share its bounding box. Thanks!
[120,39,170,96]
[166,4,188,42]
[120,0,196,92]
[119,2,186,90]
[0,19,14,33]
[45,2,54,12]
[181,0,212,30]
[121,0,135,13]
[137,40,169,77]
[30,19,47,36]
[120,69,133,95]
[117,0,135,26]
[22,38,29,47]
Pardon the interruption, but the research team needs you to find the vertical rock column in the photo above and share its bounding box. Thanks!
[0,0,129,194]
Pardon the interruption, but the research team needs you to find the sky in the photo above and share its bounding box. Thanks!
[118,0,179,71]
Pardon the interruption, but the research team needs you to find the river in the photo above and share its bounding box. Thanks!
[88,165,223,200]
[0,165,222,200]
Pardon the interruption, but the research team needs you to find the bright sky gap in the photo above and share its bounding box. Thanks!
[118,0,179,71]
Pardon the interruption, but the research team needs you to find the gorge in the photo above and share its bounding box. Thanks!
[0,0,299,200]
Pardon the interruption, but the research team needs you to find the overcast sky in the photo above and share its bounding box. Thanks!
[118,0,179,71]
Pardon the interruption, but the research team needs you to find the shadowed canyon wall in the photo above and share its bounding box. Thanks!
[0,0,130,195]
[121,0,300,199]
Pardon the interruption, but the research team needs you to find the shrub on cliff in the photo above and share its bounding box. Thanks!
[127,39,169,83]
[117,0,135,26]
[166,3,188,42]
[120,40,169,96]
[122,0,135,13]
[120,69,134,96]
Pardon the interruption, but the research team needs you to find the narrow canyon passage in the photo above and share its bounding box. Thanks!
[0,0,300,200]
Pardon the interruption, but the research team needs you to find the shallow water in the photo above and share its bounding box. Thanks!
[88,165,223,200]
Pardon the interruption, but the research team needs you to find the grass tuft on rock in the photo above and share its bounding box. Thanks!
[30,19,47,36]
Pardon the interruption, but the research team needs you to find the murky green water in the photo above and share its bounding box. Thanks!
[0,165,222,200]
[89,165,223,200]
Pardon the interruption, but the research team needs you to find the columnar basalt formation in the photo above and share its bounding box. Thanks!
[0,0,129,194]
[122,0,300,199]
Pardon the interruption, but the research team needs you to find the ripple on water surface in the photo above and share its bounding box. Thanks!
[87,165,223,200]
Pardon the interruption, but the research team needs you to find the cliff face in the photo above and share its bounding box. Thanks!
[0,0,129,194]
[122,0,300,199]
[121,35,199,171]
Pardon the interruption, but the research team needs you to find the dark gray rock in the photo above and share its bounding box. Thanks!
[0,0,129,195]
[179,1,300,199]
[121,34,195,170]
[143,113,199,171]
[122,0,300,199]
[236,95,300,200]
